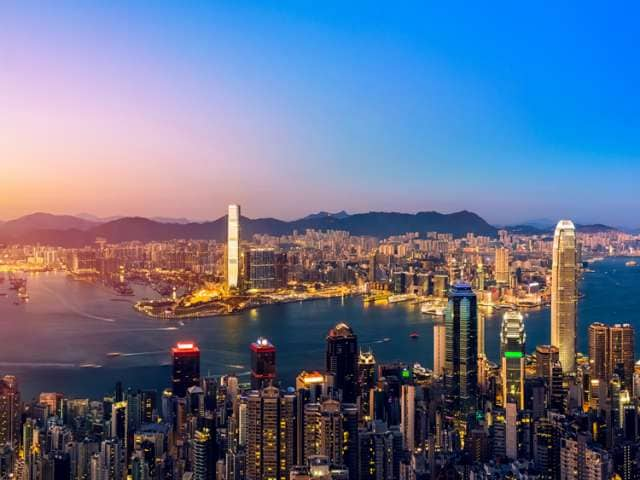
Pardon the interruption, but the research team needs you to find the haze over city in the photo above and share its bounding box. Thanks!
[1,2,639,226]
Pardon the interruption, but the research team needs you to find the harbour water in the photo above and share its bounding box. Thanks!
[0,257,637,399]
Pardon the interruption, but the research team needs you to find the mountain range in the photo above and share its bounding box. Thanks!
[0,210,498,247]
[0,211,624,247]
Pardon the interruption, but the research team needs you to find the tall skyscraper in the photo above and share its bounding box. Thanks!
[495,247,510,284]
[171,342,201,397]
[433,318,446,378]
[246,387,295,480]
[589,322,610,382]
[400,384,415,451]
[610,324,635,389]
[500,311,526,409]
[0,376,20,449]
[358,350,376,420]
[250,337,276,390]
[227,204,241,290]
[588,322,635,389]
[444,282,478,412]
[193,428,216,480]
[551,219,577,373]
[326,323,358,404]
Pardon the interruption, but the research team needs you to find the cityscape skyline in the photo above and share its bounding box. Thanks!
[2,2,639,226]
[2,2,640,478]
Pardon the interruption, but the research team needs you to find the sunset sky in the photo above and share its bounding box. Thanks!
[1,2,638,226]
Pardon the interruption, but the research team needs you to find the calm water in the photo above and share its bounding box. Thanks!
[0,257,638,399]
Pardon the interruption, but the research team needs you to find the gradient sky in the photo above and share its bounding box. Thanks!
[1,2,639,226]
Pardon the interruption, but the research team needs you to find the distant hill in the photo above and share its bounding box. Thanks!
[0,210,497,246]
[506,223,618,235]
[301,210,350,221]
[0,213,98,237]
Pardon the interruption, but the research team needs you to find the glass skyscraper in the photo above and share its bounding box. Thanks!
[551,220,577,373]
[444,282,478,413]
[500,311,526,409]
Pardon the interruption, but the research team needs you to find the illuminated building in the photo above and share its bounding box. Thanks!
[227,204,241,290]
[193,427,216,480]
[610,324,635,389]
[247,248,276,290]
[589,323,610,382]
[433,318,446,377]
[533,418,560,479]
[171,342,201,397]
[400,384,415,451]
[319,399,343,466]
[326,323,358,404]
[0,376,20,449]
[588,323,635,389]
[358,350,376,420]
[551,220,577,373]
[250,337,276,390]
[501,311,526,409]
[246,387,295,480]
[495,247,510,284]
[444,283,478,412]
[536,345,560,380]
[38,392,63,418]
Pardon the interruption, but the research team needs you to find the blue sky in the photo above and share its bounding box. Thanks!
[1,2,638,225]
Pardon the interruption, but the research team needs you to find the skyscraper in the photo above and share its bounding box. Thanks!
[433,318,446,378]
[444,282,478,412]
[610,324,635,389]
[250,337,276,390]
[326,323,358,404]
[227,204,241,290]
[171,342,201,397]
[589,322,610,382]
[400,384,415,451]
[500,311,526,409]
[495,247,510,284]
[246,386,295,480]
[358,350,376,420]
[551,219,577,373]
[193,428,216,480]
[247,248,276,290]
[0,376,20,449]
[588,322,635,389]
[535,345,560,380]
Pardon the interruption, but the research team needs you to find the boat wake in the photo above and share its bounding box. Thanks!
[39,284,118,323]
[0,361,77,368]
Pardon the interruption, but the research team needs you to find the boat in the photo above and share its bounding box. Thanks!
[388,294,415,304]
[420,303,446,316]
[106,352,122,358]
[382,337,391,342]
[79,363,102,369]
[625,260,637,267]
[409,332,419,339]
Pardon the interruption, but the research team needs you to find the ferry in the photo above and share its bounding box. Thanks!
[388,294,414,304]
[79,363,102,369]
[625,260,637,267]
[363,292,388,303]
[420,303,446,316]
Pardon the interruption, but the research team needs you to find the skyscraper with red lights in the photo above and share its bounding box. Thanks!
[171,342,200,397]
[250,337,276,390]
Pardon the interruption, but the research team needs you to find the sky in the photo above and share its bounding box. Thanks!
[1,2,639,226]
